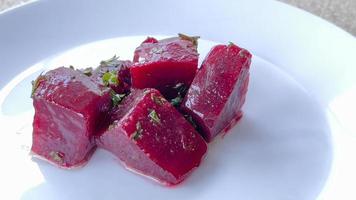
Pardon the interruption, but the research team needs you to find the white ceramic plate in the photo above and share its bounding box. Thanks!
[0,1,355,200]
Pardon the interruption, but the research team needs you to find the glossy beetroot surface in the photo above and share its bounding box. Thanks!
[181,43,252,142]
[90,57,132,94]
[97,89,207,185]
[31,35,252,186]
[131,35,199,99]
[31,67,112,168]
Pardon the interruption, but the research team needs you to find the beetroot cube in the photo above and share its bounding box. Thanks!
[97,89,207,185]
[131,34,199,99]
[90,56,132,94]
[31,67,112,168]
[180,43,252,142]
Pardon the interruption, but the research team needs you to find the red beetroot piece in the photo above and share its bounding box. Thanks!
[90,55,132,94]
[97,88,207,185]
[31,67,112,168]
[131,34,199,100]
[180,43,252,142]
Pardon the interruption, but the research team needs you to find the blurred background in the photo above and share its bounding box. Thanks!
[279,0,355,36]
[0,0,355,36]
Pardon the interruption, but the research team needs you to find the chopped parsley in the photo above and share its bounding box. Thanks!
[100,55,120,67]
[110,90,126,107]
[170,83,187,107]
[151,94,164,106]
[228,41,235,47]
[178,33,200,46]
[49,151,63,163]
[31,74,46,97]
[82,67,93,76]
[131,122,143,141]
[102,71,119,86]
[148,109,161,124]
[170,96,182,107]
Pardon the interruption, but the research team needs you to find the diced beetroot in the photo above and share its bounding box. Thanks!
[131,34,199,100]
[97,89,207,185]
[31,67,112,168]
[91,56,132,94]
[140,36,158,44]
[180,43,252,142]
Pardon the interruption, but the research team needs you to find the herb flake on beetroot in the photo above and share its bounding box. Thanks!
[49,151,64,163]
[151,94,164,106]
[148,109,161,124]
[178,33,200,47]
[31,73,46,97]
[110,90,126,107]
[100,55,121,67]
[102,71,119,86]
[131,122,143,141]
[82,67,93,76]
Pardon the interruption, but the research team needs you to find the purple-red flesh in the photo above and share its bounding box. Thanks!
[97,89,207,185]
[180,43,252,142]
[31,67,112,168]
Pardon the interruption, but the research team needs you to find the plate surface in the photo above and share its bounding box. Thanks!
[0,0,355,200]
[0,37,331,200]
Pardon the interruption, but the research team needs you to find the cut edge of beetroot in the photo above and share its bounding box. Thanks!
[121,152,207,186]
[96,88,207,185]
[30,146,97,169]
[180,44,252,142]
[211,67,250,140]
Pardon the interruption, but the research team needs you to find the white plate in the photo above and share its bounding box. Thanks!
[0,1,355,200]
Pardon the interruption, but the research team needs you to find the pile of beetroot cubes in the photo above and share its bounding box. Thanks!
[31,34,252,186]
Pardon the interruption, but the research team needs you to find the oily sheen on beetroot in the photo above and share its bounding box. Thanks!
[31,34,252,186]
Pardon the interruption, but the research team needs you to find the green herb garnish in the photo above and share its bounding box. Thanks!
[100,55,120,67]
[110,90,126,107]
[31,74,46,97]
[170,83,187,107]
[148,109,161,124]
[49,151,63,163]
[131,122,143,141]
[82,67,93,76]
[228,41,235,47]
[170,96,182,107]
[178,33,200,46]
[102,71,118,86]
[151,94,164,106]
